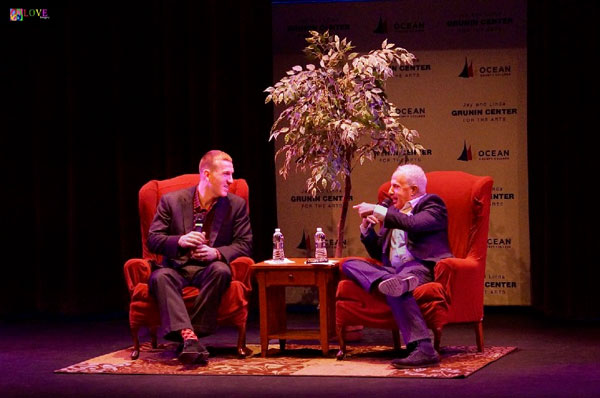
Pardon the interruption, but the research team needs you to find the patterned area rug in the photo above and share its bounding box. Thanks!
[55,343,516,378]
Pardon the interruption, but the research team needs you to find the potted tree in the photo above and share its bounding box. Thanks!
[265,30,423,257]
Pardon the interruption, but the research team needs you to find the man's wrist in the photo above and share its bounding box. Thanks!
[373,205,388,221]
[359,223,369,235]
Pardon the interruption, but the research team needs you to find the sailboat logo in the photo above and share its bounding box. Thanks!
[459,57,474,78]
[374,16,387,34]
[458,140,473,161]
[297,229,312,257]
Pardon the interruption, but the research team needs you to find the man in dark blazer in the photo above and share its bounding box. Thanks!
[344,164,452,368]
[147,150,252,364]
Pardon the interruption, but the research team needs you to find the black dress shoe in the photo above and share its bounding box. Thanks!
[391,346,440,369]
[396,341,418,359]
[195,342,210,364]
[178,339,200,364]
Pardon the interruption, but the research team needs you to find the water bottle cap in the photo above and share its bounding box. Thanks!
[316,227,322,232]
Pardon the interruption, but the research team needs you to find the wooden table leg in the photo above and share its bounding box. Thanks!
[327,272,336,341]
[257,272,269,357]
[318,273,329,356]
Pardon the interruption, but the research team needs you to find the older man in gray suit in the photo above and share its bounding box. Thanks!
[148,150,252,364]
[344,164,453,368]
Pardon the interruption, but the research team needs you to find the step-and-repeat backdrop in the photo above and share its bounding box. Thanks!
[271,0,528,305]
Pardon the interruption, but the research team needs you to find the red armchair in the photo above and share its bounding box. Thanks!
[123,174,254,359]
[335,171,493,358]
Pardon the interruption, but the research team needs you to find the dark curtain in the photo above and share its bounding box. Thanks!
[528,1,600,320]
[2,1,276,316]
[3,1,599,321]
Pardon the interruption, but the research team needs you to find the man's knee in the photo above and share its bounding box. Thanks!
[341,259,366,277]
[148,268,176,291]
[208,261,232,282]
[148,268,164,288]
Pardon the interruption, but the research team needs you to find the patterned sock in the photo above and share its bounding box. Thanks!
[181,328,198,341]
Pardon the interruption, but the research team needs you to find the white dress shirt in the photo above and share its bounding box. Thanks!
[360,194,425,266]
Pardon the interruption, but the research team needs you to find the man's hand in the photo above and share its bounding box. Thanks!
[361,214,380,228]
[353,202,376,218]
[191,245,220,262]
[178,231,207,249]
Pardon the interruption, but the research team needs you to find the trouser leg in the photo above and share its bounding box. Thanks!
[387,260,435,344]
[343,258,434,345]
[341,259,395,292]
[188,261,232,336]
[385,294,431,344]
[148,267,192,338]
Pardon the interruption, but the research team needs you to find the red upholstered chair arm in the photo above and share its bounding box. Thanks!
[124,258,153,296]
[434,256,485,322]
[229,256,254,290]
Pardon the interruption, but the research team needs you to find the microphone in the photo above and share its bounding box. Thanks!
[368,197,392,228]
[194,209,207,232]
[380,197,392,208]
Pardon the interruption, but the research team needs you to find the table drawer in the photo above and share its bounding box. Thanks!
[265,270,316,285]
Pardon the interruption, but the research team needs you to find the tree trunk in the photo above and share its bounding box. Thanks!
[336,172,352,258]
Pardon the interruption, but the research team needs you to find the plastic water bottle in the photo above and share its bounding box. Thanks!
[314,227,328,262]
[272,228,285,261]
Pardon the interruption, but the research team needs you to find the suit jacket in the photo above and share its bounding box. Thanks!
[147,186,252,268]
[361,193,453,267]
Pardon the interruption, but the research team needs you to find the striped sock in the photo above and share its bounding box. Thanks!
[181,328,198,341]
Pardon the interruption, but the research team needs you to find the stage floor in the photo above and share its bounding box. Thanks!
[1,307,598,398]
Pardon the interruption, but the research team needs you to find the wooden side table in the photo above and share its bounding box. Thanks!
[251,258,340,357]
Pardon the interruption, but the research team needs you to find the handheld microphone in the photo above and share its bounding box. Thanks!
[368,197,392,228]
[194,210,207,232]
[380,197,392,208]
